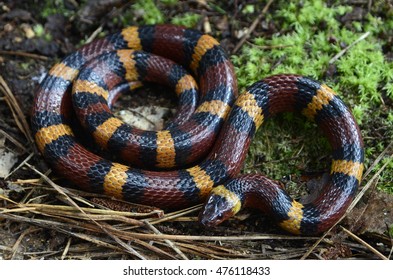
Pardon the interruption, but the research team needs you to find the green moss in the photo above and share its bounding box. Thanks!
[160,0,178,5]
[40,0,74,18]
[171,13,201,28]
[232,0,393,193]
[33,24,52,41]
[207,2,227,14]
[275,0,350,30]
[242,4,256,14]
[337,40,391,106]
[134,0,164,25]
[33,24,45,37]
[20,62,30,71]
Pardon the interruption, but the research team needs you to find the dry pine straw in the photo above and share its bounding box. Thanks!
[0,142,391,259]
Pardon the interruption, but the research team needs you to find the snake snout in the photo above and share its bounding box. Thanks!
[199,193,236,228]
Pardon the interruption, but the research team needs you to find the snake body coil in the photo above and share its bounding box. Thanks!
[32,25,364,235]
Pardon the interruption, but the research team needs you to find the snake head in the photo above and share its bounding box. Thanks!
[199,185,242,228]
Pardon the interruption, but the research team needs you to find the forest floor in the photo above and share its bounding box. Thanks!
[0,0,392,260]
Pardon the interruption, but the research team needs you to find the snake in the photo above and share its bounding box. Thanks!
[31,24,364,235]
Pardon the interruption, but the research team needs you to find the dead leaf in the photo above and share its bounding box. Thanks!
[345,190,393,235]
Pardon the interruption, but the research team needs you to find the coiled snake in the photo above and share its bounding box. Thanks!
[32,25,364,235]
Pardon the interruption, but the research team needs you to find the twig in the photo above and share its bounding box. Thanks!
[4,152,34,180]
[232,0,274,54]
[85,25,103,44]
[23,203,158,218]
[61,238,72,260]
[363,140,393,178]
[144,221,189,260]
[0,128,27,153]
[340,226,388,260]
[0,245,13,253]
[31,209,144,226]
[114,227,322,242]
[329,31,370,64]
[0,50,49,61]
[11,227,40,259]
[130,238,178,259]
[146,204,202,225]
[367,0,373,12]
[25,163,87,209]
[171,241,248,259]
